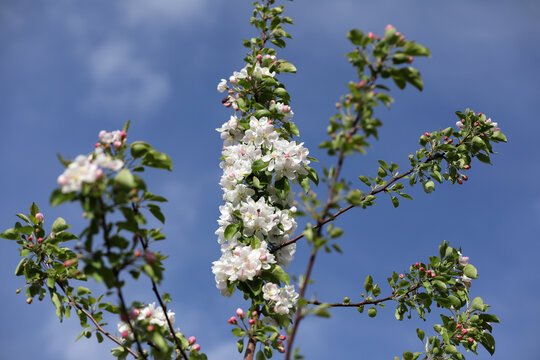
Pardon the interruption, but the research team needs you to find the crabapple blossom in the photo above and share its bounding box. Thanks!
[262,283,299,315]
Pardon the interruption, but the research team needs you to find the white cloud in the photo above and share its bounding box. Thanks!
[85,39,170,115]
[119,0,210,26]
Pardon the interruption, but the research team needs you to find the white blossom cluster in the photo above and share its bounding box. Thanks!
[117,302,175,339]
[57,131,124,193]
[262,283,299,315]
[212,64,307,312]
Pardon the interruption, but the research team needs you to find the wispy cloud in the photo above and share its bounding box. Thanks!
[119,0,211,27]
[85,39,170,116]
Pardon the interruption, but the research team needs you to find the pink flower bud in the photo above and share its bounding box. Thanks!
[147,325,155,332]
[94,142,101,148]
[468,337,474,343]
[278,347,285,353]
[459,256,470,266]
[248,319,256,325]
[227,316,237,324]
[399,274,404,279]
[145,250,156,264]
[120,131,127,139]
[259,254,267,262]
[368,32,374,39]
[236,308,245,319]
[385,24,393,31]
[35,213,44,222]
[282,105,291,114]
[229,75,238,85]
[129,309,140,319]
[457,334,463,340]
[464,165,471,170]
[188,336,196,345]
[134,250,141,257]
[113,140,122,148]
[408,56,413,64]
[57,175,68,186]
[461,329,468,335]
[279,334,287,340]
[28,235,33,242]
[224,102,232,108]
[121,331,130,339]
[431,272,436,278]
[26,298,32,304]
[191,344,201,352]
[414,262,420,268]
[252,311,257,317]
[456,323,462,329]
[38,237,43,243]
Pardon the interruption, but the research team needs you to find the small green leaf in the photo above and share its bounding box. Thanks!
[148,204,165,224]
[30,203,39,217]
[77,287,92,296]
[403,351,413,360]
[52,217,70,233]
[463,264,478,279]
[50,189,76,206]
[237,339,244,353]
[279,61,297,73]
[416,328,425,341]
[130,141,152,158]
[391,196,399,208]
[0,228,19,240]
[224,224,239,241]
[471,297,485,311]
[364,275,373,293]
[141,150,173,171]
[115,169,136,189]
[251,159,268,172]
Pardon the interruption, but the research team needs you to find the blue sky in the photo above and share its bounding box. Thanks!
[1,0,539,359]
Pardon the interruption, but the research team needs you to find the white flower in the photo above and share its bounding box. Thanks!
[57,154,102,193]
[486,118,500,132]
[99,130,124,144]
[262,283,299,315]
[217,79,228,93]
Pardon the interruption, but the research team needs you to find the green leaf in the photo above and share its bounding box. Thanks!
[463,264,478,279]
[50,189,76,206]
[16,214,31,224]
[313,304,331,318]
[115,169,137,189]
[403,351,413,360]
[224,224,239,241]
[256,350,266,360]
[237,339,244,353]
[15,258,26,276]
[364,275,373,293]
[130,141,152,158]
[147,204,165,224]
[270,265,290,285]
[471,297,485,311]
[77,287,92,296]
[142,150,173,171]
[416,328,425,341]
[391,196,399,208]
[346,189,364,206]
[279,61,297,73]
[347,29,367,46]
[0,228,19,240]
[51,291,64,321]
[52,217,70,233]
[251,159,268,172]
[404,42,431,57]
[491,131,507,142]
[358,175,371,187]
[479,332,496,355]
[423,180,435,194]
[476,153,492,164]
[29,202,39,217]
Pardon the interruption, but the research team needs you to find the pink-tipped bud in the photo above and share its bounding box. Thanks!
[120,314,128,322]
[252,311,258,317]
[35,213,44,222]
[188,336,196,345]
[26,298,33,304]
[278,347,285,353]
[414,262,420,268]
[468,337,474,343]
[38,237,44,243]
[121,331,130,339]
[229,75,239,85]
[145,250,156,264]
[368,32,374,39]
[419,267,425,272]
[129,309,140,319]
[28,235,33,242]
[256,54,263,61]
[459,256,470,265]
[63,258,77,267]
[408,56,413,64]
[147,325,155,332]
[227,316,237,324]
[458,178,463,185]
[461,329,468,335]
[120,131,127,139]
[457,334,463,340]
[94,143,101,148]
[113,140,122,148]
[385,24,393,31]
[464,165,471,170]
[456,323,462,329]
[431,272,436,278]
[279,334,287,340]
[248,319,256,325]
[236,308,245,319]
[259,254,267,262]
[282,105,291,114]
[224,102,232,108]
[359,80,365,87]
[191,344,201,352]
[426,270,432,276]
[134,250,142,257]
[399,274,404,279]
[29,243,34,248]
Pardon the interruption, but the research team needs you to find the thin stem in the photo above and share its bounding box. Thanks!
[307,283,422,308]
[99,197,147,359]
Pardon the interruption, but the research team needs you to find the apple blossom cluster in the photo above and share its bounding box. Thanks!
[117,302,175,340]
[262,283,299,315]
[212,61,307,316]
[57,130,125,193]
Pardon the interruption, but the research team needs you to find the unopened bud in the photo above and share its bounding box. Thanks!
[227,316,237,324]
[248,319,256,325]
[191,344,201,352]
[236,308,245,319]
[134,250,142,257]
[279,334,287,340]
[147,325,155,332]
[459,256,470,265]
[463,165,471,170]
[145,250,156,264]
[368,32,374,40]
[26,298,33,304]
[38,237,43,243]
[385,24,393,31]
[35,213,44,222]
[121,331,130,339]
[399,274,404,279]
[113,140,122,148]
[188,336,196,345]
[408,56,413,64]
